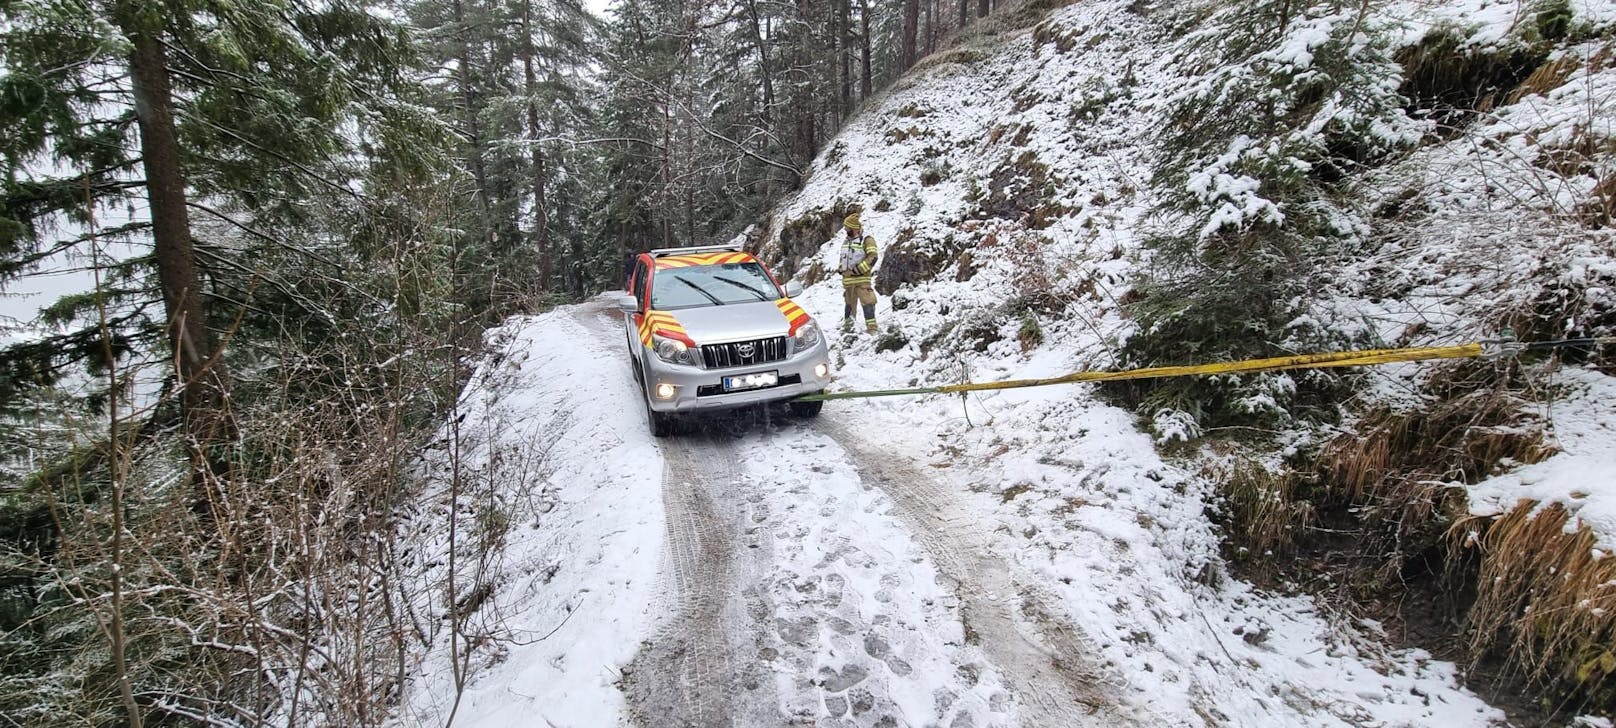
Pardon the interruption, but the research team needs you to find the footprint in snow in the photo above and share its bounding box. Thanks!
[818,662,870,693]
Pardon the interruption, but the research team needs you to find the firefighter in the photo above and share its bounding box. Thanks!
[839,212,879,334]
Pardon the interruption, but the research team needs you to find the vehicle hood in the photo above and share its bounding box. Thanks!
[658,299,808,344]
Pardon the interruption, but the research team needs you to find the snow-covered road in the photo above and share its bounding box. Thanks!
[396,299,1507,727]
[577,301,1117,727]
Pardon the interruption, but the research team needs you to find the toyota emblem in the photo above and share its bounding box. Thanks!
[736,342,755,359]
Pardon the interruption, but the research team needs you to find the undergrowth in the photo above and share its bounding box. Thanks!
[1456,503,1616,708]
[1211,354,1616,715]
[1116,0,1424,437]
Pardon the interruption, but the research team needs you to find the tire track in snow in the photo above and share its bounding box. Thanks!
[574,302,780,727]
[623,436,744,727]
[734,427,1015,726]
[575,299,1124,725]
[818,419,1135,726]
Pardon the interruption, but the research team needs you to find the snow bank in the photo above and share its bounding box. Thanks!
[393,309,664,727]
[1469,366,1616,538]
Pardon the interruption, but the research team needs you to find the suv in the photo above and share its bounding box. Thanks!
[617,244,831,436]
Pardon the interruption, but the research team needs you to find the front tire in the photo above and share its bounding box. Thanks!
[646,393,675,437]
[788,396,824,419]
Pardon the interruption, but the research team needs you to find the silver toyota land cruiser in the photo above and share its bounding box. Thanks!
[616,244,831,436]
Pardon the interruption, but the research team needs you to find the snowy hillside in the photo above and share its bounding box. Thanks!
[761,0,1616,716]
[767,0,1616,545]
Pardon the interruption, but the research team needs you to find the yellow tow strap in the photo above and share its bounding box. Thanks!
[797,343,1488,402]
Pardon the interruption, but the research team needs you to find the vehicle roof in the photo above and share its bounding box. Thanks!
[650,250,759,270]
[648,243,742,257]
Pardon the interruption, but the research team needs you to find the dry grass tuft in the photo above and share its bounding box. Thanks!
[1584,172,1616,228]
[1304,382,1553,572]
[1317,387,1555,504]
[1206,457,1315,557]
[1506,53,1582,104]
[1210,367,1556,577]
[1453,502,1616,699]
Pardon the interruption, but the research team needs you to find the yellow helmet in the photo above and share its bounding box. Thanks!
[843,212,862,231]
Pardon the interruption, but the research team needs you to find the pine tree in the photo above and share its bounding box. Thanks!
[406,0,599,305]
[3,0,424,445]
[1,2,442,721]
[1118,0,1424,437]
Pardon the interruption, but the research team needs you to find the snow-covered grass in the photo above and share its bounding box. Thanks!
[795,0,1616,559]
[1468,367,1616,535]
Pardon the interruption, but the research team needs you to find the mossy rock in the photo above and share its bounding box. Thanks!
[874,326,909,353]
[875,226,968,296]
[976,151,1070,228]
[771,200,859,278]
[961,314,1003,353]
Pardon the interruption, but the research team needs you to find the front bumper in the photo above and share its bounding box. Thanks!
[644,339,831,412]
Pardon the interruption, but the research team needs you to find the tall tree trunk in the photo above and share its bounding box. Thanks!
[901,0,919,68]
[924,0,936,55]
[453,0,493,243]
[958,0,968,30]
[744,0,777,124]
[522,0,552,291]
[660,100,673,248]
[683,77,695,243]
[859,0,871,99]
[795,0,818,161]
[834,0,849,119]
[977,0,989,19]
[129,32,226,452]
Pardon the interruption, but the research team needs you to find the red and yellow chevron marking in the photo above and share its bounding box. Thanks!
[775,298,811,336]
[654,251,755,270]
[636,309,695,348]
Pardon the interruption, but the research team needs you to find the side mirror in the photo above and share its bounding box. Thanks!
[615,293,639,313]
[783,281,804,298]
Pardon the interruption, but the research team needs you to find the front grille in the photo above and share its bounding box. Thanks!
[700,336,787,369]
[697,374,802,397]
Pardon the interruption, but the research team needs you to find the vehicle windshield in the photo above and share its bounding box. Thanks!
[651,262,781,310]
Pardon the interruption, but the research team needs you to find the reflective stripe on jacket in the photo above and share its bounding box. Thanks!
[839,235,878,287]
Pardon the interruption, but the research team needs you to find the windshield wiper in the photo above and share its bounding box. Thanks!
[676,278,726,306]
[711,276,772,301]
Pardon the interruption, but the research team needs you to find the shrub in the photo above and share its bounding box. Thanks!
[1116,0,1425,437]
[1016,309,1044,351]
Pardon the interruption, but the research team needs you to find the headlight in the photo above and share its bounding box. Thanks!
[790,321,822,351]
[652,334,699,366]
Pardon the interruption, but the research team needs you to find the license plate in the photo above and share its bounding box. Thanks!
[723,371,779,392]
